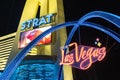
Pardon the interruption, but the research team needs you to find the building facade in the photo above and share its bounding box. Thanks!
[0,0,73,80]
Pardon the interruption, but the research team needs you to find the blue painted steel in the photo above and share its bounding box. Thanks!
[0,11,120,80]
[58,11,120,80]
[0,21,76,80]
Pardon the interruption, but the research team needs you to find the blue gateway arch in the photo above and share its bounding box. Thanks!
[0,11,120,80]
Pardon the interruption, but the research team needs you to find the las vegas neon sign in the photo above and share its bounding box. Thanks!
[60,42,106,70]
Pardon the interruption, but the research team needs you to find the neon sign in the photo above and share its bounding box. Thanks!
[60,42,106,70]
[21,13,56,30]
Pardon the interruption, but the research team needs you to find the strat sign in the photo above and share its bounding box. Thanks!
[19,13,56,48]
[21,13,56,30]
[60,42,106,70]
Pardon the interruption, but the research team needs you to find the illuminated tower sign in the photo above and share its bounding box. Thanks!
[18,14,56,48]
[21,13,56,30]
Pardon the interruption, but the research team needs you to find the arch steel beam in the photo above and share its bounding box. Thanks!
[0,11,120,80]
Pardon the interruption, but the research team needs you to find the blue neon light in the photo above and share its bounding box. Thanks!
[0,11,120,80]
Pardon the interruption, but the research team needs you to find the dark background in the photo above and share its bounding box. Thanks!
[0,0,120,80]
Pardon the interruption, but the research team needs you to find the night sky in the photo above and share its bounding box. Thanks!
[0,0,120,80]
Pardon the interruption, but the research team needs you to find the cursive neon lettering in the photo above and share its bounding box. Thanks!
[60,42,106,70]
[60,49,74,65]
[97,47,106,61]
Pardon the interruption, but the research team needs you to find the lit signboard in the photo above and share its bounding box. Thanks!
[19,13,56,48]
[60,42,106,70]
[21,13,56,31]
[18,26,52,48]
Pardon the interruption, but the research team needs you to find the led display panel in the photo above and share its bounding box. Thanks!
[18,26,52,48]
[10,60,57,80]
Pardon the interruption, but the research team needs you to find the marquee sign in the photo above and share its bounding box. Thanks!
[19,13,56,48]
[60,42,106,70]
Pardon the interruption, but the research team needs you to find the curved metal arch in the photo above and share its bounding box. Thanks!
[0,21,77,80]
[66,11,120,47]
[0,11,120,80]
[78,11,120,28]
[58,11,120,79]
[82,22,120,43]
[58,21,120,80]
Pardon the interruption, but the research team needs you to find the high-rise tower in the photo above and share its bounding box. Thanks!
[6,0,73,80]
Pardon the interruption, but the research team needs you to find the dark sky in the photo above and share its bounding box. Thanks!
[0,0,120,36]
[0,0,120,80]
